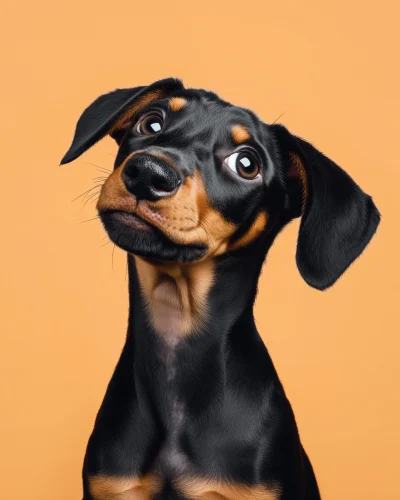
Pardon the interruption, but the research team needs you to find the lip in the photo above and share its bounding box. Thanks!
[103,210,154,231]
[99,209,208,263]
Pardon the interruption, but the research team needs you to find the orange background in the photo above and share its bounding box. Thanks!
[1,1,399,499]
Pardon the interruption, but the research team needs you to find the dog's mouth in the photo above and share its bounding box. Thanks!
[108,211,154,231]
[99,210,208,263]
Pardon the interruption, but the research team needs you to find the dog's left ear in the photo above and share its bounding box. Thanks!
[60,77,184,165]
[271,124,380,291]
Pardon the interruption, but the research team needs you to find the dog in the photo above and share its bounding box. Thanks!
[61,78,380,500]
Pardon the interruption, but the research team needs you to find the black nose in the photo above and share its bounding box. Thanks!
[121,154,182,201]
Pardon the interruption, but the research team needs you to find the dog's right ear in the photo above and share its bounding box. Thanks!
[60,78,184,165]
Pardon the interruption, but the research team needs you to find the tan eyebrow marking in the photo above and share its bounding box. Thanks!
[108,89,165,135]
[169,97,187,111]
[231,125,251,144]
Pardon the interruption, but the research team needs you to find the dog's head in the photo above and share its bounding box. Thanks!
[61,78,380,290]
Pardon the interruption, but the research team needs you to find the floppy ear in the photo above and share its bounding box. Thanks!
[60,77,184,165]
[271,124,380,291]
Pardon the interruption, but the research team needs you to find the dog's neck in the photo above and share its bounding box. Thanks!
[127,250,263,342]
[133,256,216,343]
[124,248,273,419]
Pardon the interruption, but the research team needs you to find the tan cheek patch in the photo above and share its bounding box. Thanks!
[96,154,136,213]
[169,97,187,111]
[135,257,214,338]
[231,125,250,144]
[88,474,162,500]
[288,152,308,213]
[137,170,237,256]
[176,476,281,500]
[229,211,268,251]
[97,163,242,259]
[108,89,165,137]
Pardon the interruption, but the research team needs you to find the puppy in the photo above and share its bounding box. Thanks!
[61,78,380,500]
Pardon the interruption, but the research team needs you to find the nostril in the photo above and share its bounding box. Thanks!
[152,174,181,193]
[124,163,140,183]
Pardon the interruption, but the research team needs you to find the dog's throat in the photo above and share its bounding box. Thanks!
[134,256,214,340]
[152,278,186,341]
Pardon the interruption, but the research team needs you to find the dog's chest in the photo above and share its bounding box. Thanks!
[87,372,281,500]
[154,344,191,473]
[87,336,283,499]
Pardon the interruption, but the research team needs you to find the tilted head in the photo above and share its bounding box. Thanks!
[61,78,380,291]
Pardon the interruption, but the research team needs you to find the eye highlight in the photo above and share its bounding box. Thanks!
[224,151,260,180]
[134,112,164,135]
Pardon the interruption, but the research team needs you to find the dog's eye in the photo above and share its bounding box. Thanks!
[135,113,164,135]
[224,151,260,180]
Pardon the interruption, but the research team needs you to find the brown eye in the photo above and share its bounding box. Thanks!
[225,151,260,180]
[135,113,164,135]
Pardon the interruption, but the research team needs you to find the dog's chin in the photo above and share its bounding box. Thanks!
[99,210,208,263]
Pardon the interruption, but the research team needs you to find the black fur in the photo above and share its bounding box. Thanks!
[271,125,380,290]
[61,78,380,499]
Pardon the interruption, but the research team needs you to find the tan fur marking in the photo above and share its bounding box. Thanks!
[169,97,187,111]
[98,165,238,258]
[229,211,268,251]
[176,476,281,500]
[135,257,214,337]
[136,170,237,255]
[289,152,308,213]
[88,474,162,500]
[231,125,250,144]
[109,89,165,136]
[97,153,137,213]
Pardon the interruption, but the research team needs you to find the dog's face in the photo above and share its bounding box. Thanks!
[61,78,380,290]
[98,90,278,263]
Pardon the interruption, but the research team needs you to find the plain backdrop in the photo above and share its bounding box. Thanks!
[1,1,399,499]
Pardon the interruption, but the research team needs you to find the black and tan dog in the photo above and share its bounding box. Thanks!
[61,78,380,500]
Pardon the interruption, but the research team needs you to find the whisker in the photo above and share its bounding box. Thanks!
[71,183,103,203]
[101,240,111,248]
[79,216,100,224]
[96,166,112,174]
[271,110,287,124]
[80,186,102,207]
[90,196,100,205]
[82,190,101,208]
[85,162,112,173]
[112,244,116,273]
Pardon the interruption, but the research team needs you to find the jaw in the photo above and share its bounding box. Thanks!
[99,210,208,263]
[99,209,217,341]
[101,206,272,343]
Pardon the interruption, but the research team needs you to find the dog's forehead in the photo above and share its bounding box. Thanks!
[167,89,263,138]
